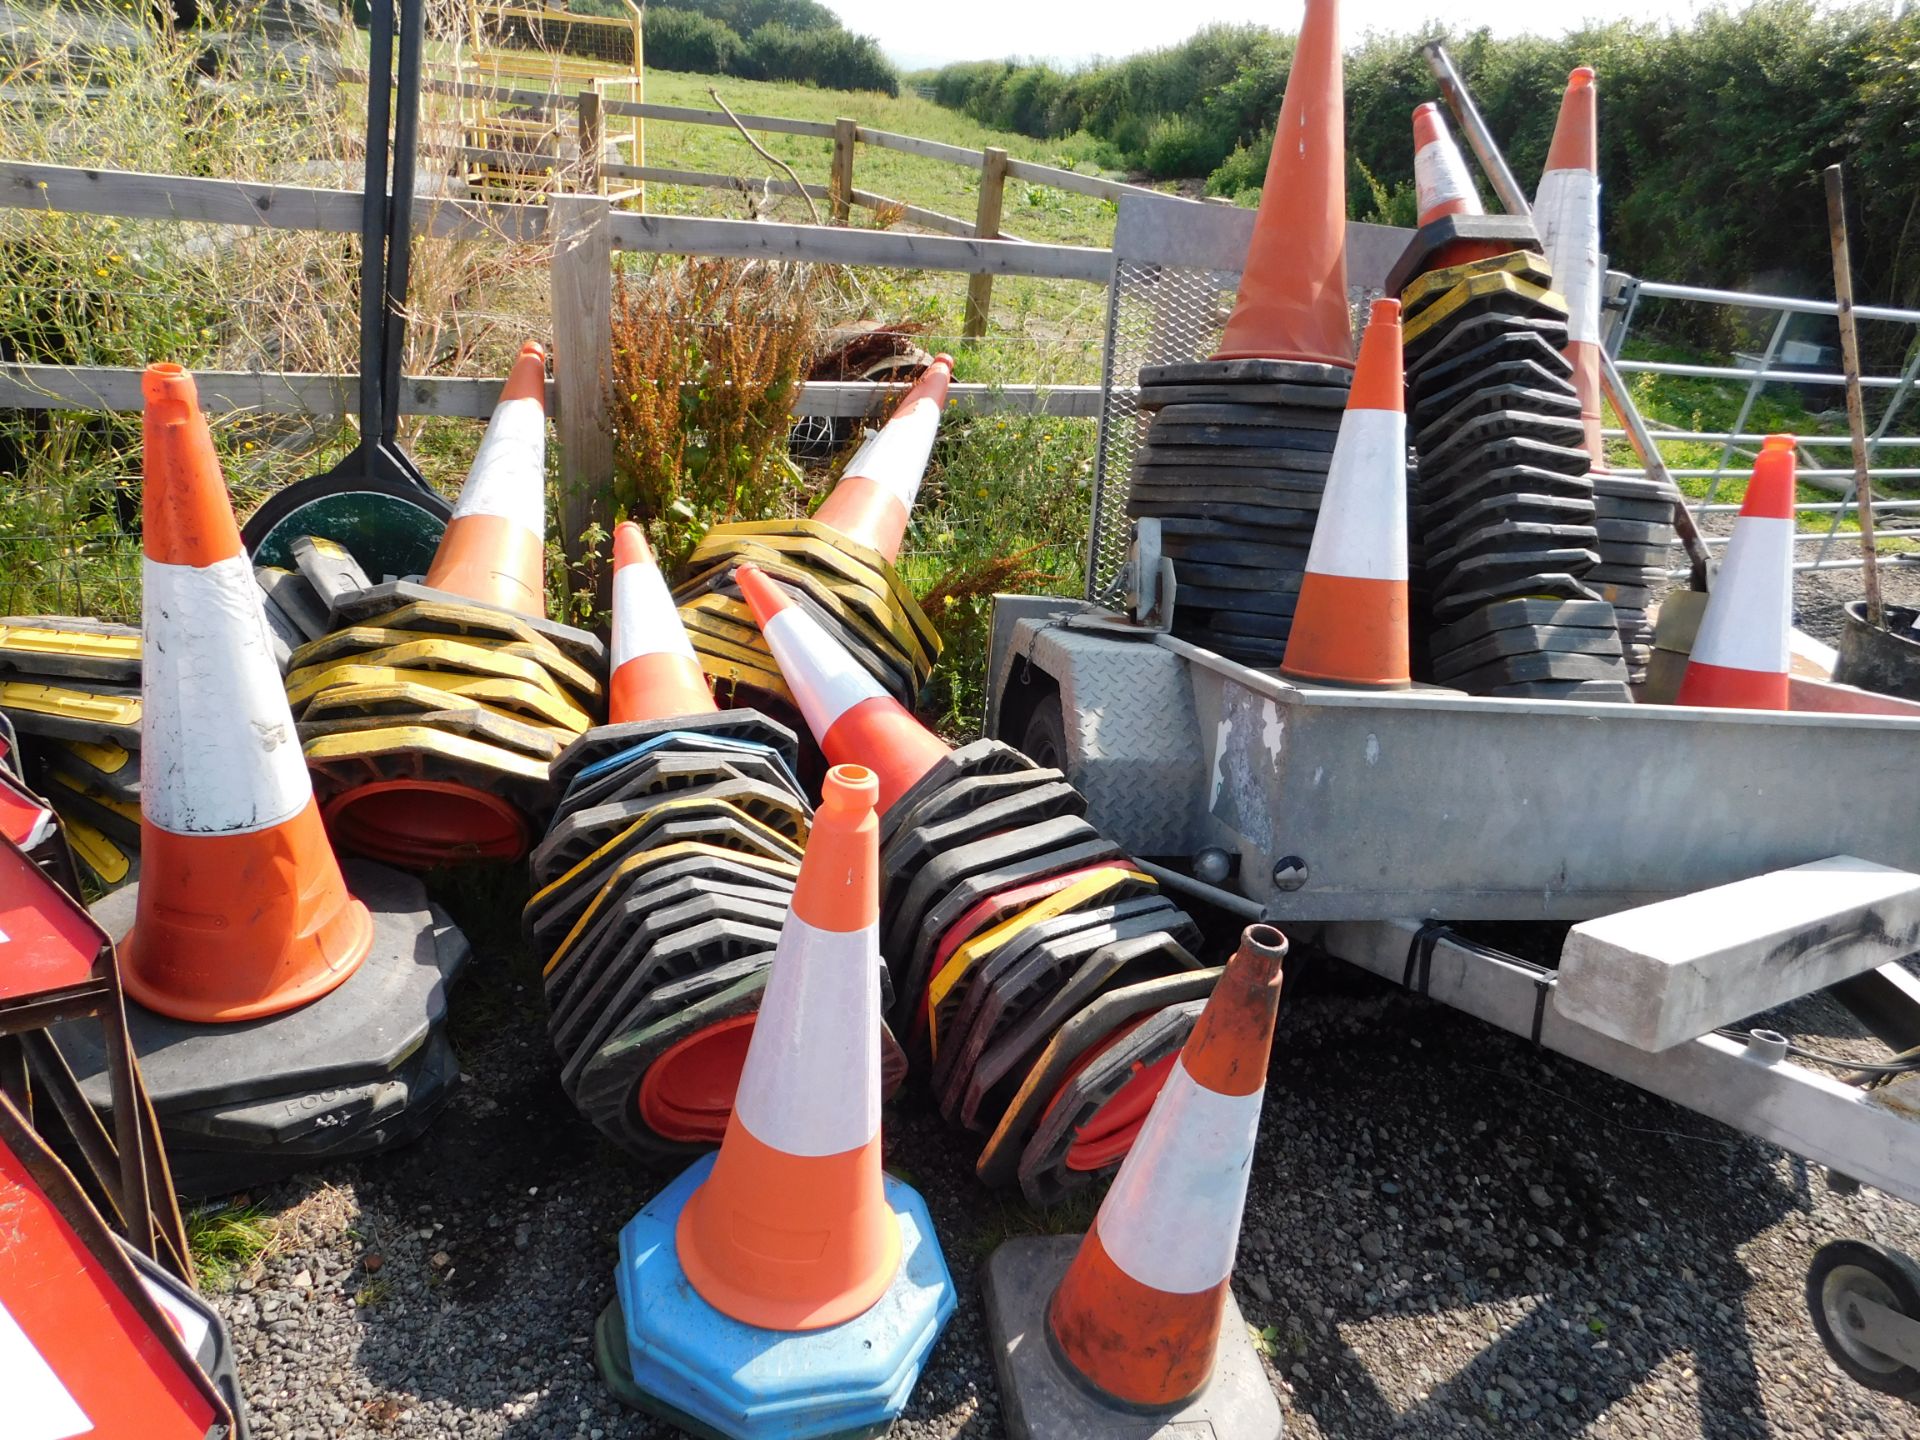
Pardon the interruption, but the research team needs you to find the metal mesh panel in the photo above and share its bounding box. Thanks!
[1085,239,1393,606]
[1085,260,1240,604]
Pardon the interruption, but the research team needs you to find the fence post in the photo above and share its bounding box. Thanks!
[576,89,603,196]
[550,193,615,594]
[963,146,1009,341]
[831,117,856,225]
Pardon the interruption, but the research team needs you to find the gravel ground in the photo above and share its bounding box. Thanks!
[207,916,1920,1440]
[206,576,1920,1440]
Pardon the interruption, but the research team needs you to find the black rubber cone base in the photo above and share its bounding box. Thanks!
[66,861,460,1113]
[983,1235,1283,1440]
[162,1023,460,1198]
[1136,380,1348,411]
[1139,357,1350,389]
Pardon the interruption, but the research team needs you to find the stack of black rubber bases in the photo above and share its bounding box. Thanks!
[1387,215,1635,700]
[521,527,907,1160]
[1589,477,1677,685]
[1123,360,1352,666]
[876,736,1219,1208]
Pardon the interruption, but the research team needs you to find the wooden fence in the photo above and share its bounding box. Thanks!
[340,68,1158,338]
[0,158,1112,565]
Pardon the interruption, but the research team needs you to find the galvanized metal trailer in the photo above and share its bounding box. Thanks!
[983,189,1920,1399]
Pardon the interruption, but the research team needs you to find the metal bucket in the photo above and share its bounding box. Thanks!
[1834,601,1920,702]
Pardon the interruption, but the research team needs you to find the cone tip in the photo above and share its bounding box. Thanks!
[931,353,954,372]
[732,562,791,626]
[1762,433,1796,451]
[1569,65,1596,87]
[519,340,547,361]
[821,763,880,816]
[612,520,650,568]
[142,361,197,408]
[1236,922,1289,985]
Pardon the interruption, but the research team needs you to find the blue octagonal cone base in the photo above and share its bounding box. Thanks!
[601,1152,956,1440]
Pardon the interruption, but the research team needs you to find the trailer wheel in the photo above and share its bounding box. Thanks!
[1806,1239,1920,1400]
[1019,693,1068,771]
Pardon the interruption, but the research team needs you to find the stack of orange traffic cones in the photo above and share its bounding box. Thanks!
[280,342,607,868]
[530,524,912,1158]
[75,364,465,1197]
[597,764,955,1440]
[737,561,1219,1207]
[672,359,950,729]
[1120,0,1361,667]
[983,924,1288,1439]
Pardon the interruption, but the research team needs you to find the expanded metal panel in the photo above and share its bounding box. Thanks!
[1085,259,1243,604]
[1086,196,1413,603]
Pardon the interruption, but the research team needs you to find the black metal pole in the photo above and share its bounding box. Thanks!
[358,0,396,463]
[380,0,424,448]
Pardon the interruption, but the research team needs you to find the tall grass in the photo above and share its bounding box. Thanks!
[0,1,564,616]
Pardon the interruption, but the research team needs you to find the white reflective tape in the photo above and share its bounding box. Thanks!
[733,917,881,1156]
[1690,516,1793,674]
[0,1300,94,1440]
[144,554,310,835]
[452,396,547,537]
[1093,1058,1262,1294]
[610,558,695,668]
[762,606,887,741]
[1305,408,1408,581]
[847,397,940,510]
[1413,138,1473,218]
[1535,168,1601,346]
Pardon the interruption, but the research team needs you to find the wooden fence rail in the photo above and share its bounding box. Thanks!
[1,158,1117,563]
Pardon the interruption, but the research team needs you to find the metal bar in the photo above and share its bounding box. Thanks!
[1421,43,1528,213]
[358,0,395,455]
[379,0,425,450]
[1631,278,1920,326]
[1614,358,1911,388]
[1600,429,1920,447]
[1318,919,1920,1205]
[1705,311,1790,507]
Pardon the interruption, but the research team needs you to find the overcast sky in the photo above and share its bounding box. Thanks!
[824,1,1835,71]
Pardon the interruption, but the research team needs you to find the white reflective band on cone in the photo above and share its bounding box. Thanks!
[0,1299,94,1440]
[733,917,882,1156]
[847,398,940,509]
[144,553,311,836]
[1304,409,1409,581]
[452,396,547,535]
[761,606,889,741]
[610,558,696,668]
[1690,517,1793,674]
[1092,1059,1263,1295]
[1414,139,1471,216]
[1535,169,1602,346]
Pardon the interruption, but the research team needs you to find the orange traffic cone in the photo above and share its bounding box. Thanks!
[1413,101,1481,226]
[608,521,717,724]
[1281,299,1411,688]
[1534,68,1606,468]
[734,562,948,812]
[124,364,372,1022]
[1676,435,1797,711]
[982,925,1287,1439]
[1213,0,1351,367]
[812,356,954,564]
[423,341,550,616]
[676,763,898,1328]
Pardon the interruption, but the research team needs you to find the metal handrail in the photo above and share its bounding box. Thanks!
[1630,278,1920,326]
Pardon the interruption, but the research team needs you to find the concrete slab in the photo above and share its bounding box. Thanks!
[1556,856,1920,1051]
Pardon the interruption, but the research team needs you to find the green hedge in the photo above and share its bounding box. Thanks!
[914,4,1920,325]
[643,3,898,94]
